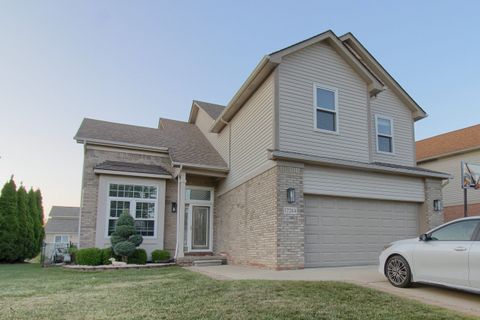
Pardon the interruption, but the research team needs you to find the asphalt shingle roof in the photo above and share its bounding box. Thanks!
[45,206,80,234]
[193,100,226,120]
[159,118,228,168]
[45,218,79,234]
[95,161,171,176]
[75,118,227,169]
[49,206,80,218]
[416,124,480,161]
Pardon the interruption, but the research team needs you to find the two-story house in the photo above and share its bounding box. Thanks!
[74,30,449,269]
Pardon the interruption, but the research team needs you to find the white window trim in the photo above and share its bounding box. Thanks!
[54,235,69,244]
[375,114,395,155]
[105,182,159,240]
[185,186,214,253]
[313,83,339,135]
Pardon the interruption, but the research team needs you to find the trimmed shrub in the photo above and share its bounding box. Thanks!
[127,249,147,265]
[68,244,78,264]
[76,248,102,266]
[100,247,117,265]
[128,234,143,247]
[111,211,143,262]
[151,250,170,263]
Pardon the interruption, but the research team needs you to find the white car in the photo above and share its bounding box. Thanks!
[379,216,480,293]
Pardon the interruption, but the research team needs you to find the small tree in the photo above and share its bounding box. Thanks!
[16,186,31,260]
[34,189,45,256]
[110,211,143,262]
[27,189,39,258]
[0,178,19,262]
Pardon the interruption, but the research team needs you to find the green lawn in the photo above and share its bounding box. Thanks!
[0,264,473,320]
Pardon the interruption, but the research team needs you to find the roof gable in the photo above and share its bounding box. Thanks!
[188,100,226,123]
[269,30,384,95]
[211,30,423,133]
[339,33,427,121]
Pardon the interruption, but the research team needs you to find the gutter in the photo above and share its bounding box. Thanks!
[270,150,452,179]
[75,137,169,153]
[171,161,229,173]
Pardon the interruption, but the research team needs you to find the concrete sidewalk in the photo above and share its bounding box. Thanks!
[187,265,480,317]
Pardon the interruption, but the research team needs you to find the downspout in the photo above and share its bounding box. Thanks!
[220,118,231,168]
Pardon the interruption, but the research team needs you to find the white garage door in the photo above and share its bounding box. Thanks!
[304,195,419,268]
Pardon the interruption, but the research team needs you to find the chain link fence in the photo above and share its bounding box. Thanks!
[40,242,72,267]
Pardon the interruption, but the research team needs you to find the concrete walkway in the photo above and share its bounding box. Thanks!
[187,265,480,317]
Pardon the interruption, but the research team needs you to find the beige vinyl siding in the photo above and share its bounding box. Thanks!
[194,107,229,162]
[218,73,275,193]
[278,41,370,162]
[418,150,480,206]
[371,87,416,166]
[304,165,425,202]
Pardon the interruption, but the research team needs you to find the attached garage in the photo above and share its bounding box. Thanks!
[304,195,420,268]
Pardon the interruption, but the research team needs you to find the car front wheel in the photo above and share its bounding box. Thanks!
[385,255,412,288]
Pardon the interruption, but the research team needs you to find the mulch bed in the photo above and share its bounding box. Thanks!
[63,262,176,271]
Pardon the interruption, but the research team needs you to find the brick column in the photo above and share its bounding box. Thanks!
[419,178,444,233]
[276,162,304,270]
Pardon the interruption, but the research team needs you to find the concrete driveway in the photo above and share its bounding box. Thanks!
[187,265,480,317]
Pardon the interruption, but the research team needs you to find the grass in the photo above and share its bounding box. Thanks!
[0,264,474,320]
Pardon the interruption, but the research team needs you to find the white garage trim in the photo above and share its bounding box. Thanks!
[304,165,425,202]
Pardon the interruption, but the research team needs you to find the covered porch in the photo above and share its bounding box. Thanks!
[173,166,227,262]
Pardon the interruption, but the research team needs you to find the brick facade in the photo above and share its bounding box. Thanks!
[444,203,480,222]
[419,178,445,233]
[276,162,304,269]
[214,163,305,270]
[79,146,173,248]
[214,167,278,268]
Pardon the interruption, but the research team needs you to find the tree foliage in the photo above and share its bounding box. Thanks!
[110,211,143,262]
[0,178,45,263]
[0,178,19,262]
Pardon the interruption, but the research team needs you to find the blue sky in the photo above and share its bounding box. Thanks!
[1,1,479,215]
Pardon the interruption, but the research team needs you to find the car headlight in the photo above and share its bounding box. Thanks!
[383,243,393,250]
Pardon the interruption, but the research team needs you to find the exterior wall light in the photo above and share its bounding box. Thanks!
[433,199,443,212]
[172,202,177,213]
[287,187,296,204]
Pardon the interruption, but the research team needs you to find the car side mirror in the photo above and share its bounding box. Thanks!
[419,233,431,241]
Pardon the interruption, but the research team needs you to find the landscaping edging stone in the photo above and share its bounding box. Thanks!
[64,263,175,271]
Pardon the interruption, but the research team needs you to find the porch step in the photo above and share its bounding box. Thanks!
[176,255,227,267]
[192,259,223,267]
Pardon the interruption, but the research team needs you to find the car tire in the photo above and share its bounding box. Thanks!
[385,255,412,288]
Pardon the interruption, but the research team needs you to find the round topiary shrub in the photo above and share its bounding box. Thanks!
[127,248,147,265]
[151,249,170,263]
[76,248,102,266]
[110,211,143,262]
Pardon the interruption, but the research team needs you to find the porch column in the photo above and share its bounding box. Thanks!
[175,171,187,258]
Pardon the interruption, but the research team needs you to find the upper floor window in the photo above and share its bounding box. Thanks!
[314,84,338,133]
[107,183,158,237]
[375,115,394,154]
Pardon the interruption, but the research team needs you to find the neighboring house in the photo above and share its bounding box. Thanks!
[417,124,480,221]
[44,206,80,246]
[74,30,449,269]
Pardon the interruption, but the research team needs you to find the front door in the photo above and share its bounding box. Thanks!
[191,206,210,250]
